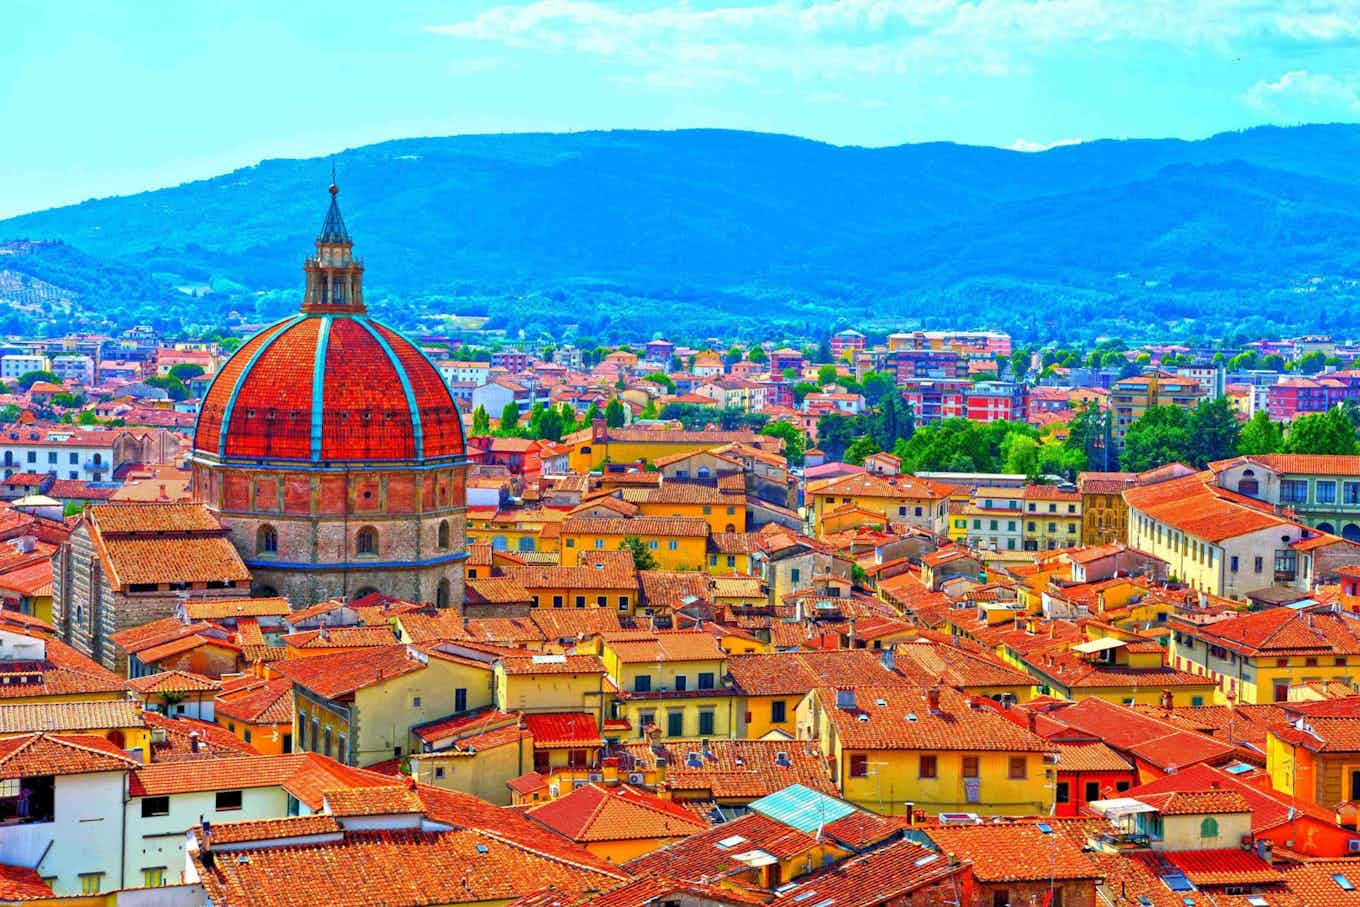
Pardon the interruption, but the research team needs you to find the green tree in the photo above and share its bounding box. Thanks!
[584,402,602,424]
[640,399,659,420]
[1008,350,1029,380]
[0,405,21,424]
[844,435,881,466]
[1238,410,1283,455]
[498,401,521,435]
[817,364,838,385]
[1187,397,1241,467]
[1002,433,1041,479]
[605,398,626,428]
[868,392,914,451]
[643,372,675,393]
[17,370,59,391]
[471,405,491,435]
[537,407,564,442]
[1119,406,1193,472]
[747,344,768,364]
[1283,408,1359,455]
[816,414,856,461]
[1296,351,1328,374]
[760,419,806,465]
[619,536,657,570]
[792,382,820,406]
[169,363,205,381]
[145,374,190,401]
[860,372,894,406]
[76,410,99,426]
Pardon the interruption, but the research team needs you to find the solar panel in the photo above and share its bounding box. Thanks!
[1036,822,1052,834]
[748,784,855,833]
[1163,874,1194,893]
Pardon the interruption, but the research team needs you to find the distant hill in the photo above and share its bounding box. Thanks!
[3,125,1360,341]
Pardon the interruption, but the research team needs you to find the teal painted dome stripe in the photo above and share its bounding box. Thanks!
[217,314,306,459]
[309,315,334,461]
[355,316,424,460]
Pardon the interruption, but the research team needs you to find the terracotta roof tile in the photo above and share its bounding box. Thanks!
[615,739,834,799]
[324,784,424,816]
[270,645,425,699]
[128,669,221,694]
[923,823,1101,882]
[768,837,963,907]
[0,699,144,734]
[819,685,1051,752]
[1160,849,1282,886]
[526,783,707,842]
[0,732,136,778]
[522,713,601,748]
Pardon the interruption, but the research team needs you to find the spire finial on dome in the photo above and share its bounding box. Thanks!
[317,164,350,245]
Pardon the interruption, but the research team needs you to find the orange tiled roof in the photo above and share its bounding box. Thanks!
[522,712,601,748]
[560,516,711,539]
[214,677,295,725]
[768,836,964,907]
[270,645,425,699]
[195,813,342,846]
[283,625,399,649]
[324,784,424,816]
[605,630,726,663]
[525,783,707,842]
[616,739,835,799]
[182,597,291,620]
[195,828,626,907]
[819,685,1051,752]
[0,863,53,901]
[1184,608,1360,657]
[1160,849,1282,887]
[623,812,820,880]
[128,669,221,695]
[0,732,136,778]
[922,823,1100,882]
[1136,789,1250,815]
[500,654,606,676]
[144,711,259,761]
[0,699,144,734]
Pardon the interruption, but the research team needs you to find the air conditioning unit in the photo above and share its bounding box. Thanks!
[573,779,589,790]
[1348,839,1360,854]
[588,772,603,782]
[627,772,645,785]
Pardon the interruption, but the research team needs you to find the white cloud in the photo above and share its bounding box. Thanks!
[427,0,1360,87]
[1008,136,1085,152]
[1243,69,1360,112]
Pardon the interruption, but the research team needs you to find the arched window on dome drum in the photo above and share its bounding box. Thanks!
[356,526,379,557]
[437,520,450,550]
[436,579,450,609]
[257,525,278,556]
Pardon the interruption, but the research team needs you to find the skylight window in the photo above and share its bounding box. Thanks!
[792,891,817,902]
[913,854,939,867]
[716,835,747,850]
[1335,873,1355,891]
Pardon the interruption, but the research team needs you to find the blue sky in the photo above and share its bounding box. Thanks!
[3,0,1359,219]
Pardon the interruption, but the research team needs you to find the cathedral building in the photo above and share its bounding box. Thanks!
[189,182,467,607]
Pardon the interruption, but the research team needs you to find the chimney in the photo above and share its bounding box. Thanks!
[189,731,201,754]
[903,802,915,826]
[1161,689,1174,712]
[1256,839,1273,865]
[926,685,943,714]
[880,646,895,672]
[1026,710,1038,734]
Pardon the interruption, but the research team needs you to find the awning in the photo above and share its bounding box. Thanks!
[1071,638,1127,654]
[1089,797,1157,818]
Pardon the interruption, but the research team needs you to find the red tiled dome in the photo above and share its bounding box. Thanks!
[193,314,464,463]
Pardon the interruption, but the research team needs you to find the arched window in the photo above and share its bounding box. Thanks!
[93,453,102,465]
[518,536,536,553]
[436,579,451,609]
[1200,817,1219,839]
[257,524,278,555]
[697,466,711,479]
[356,526,379,557]
[491,535,507,551]
[437,520,450,550]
